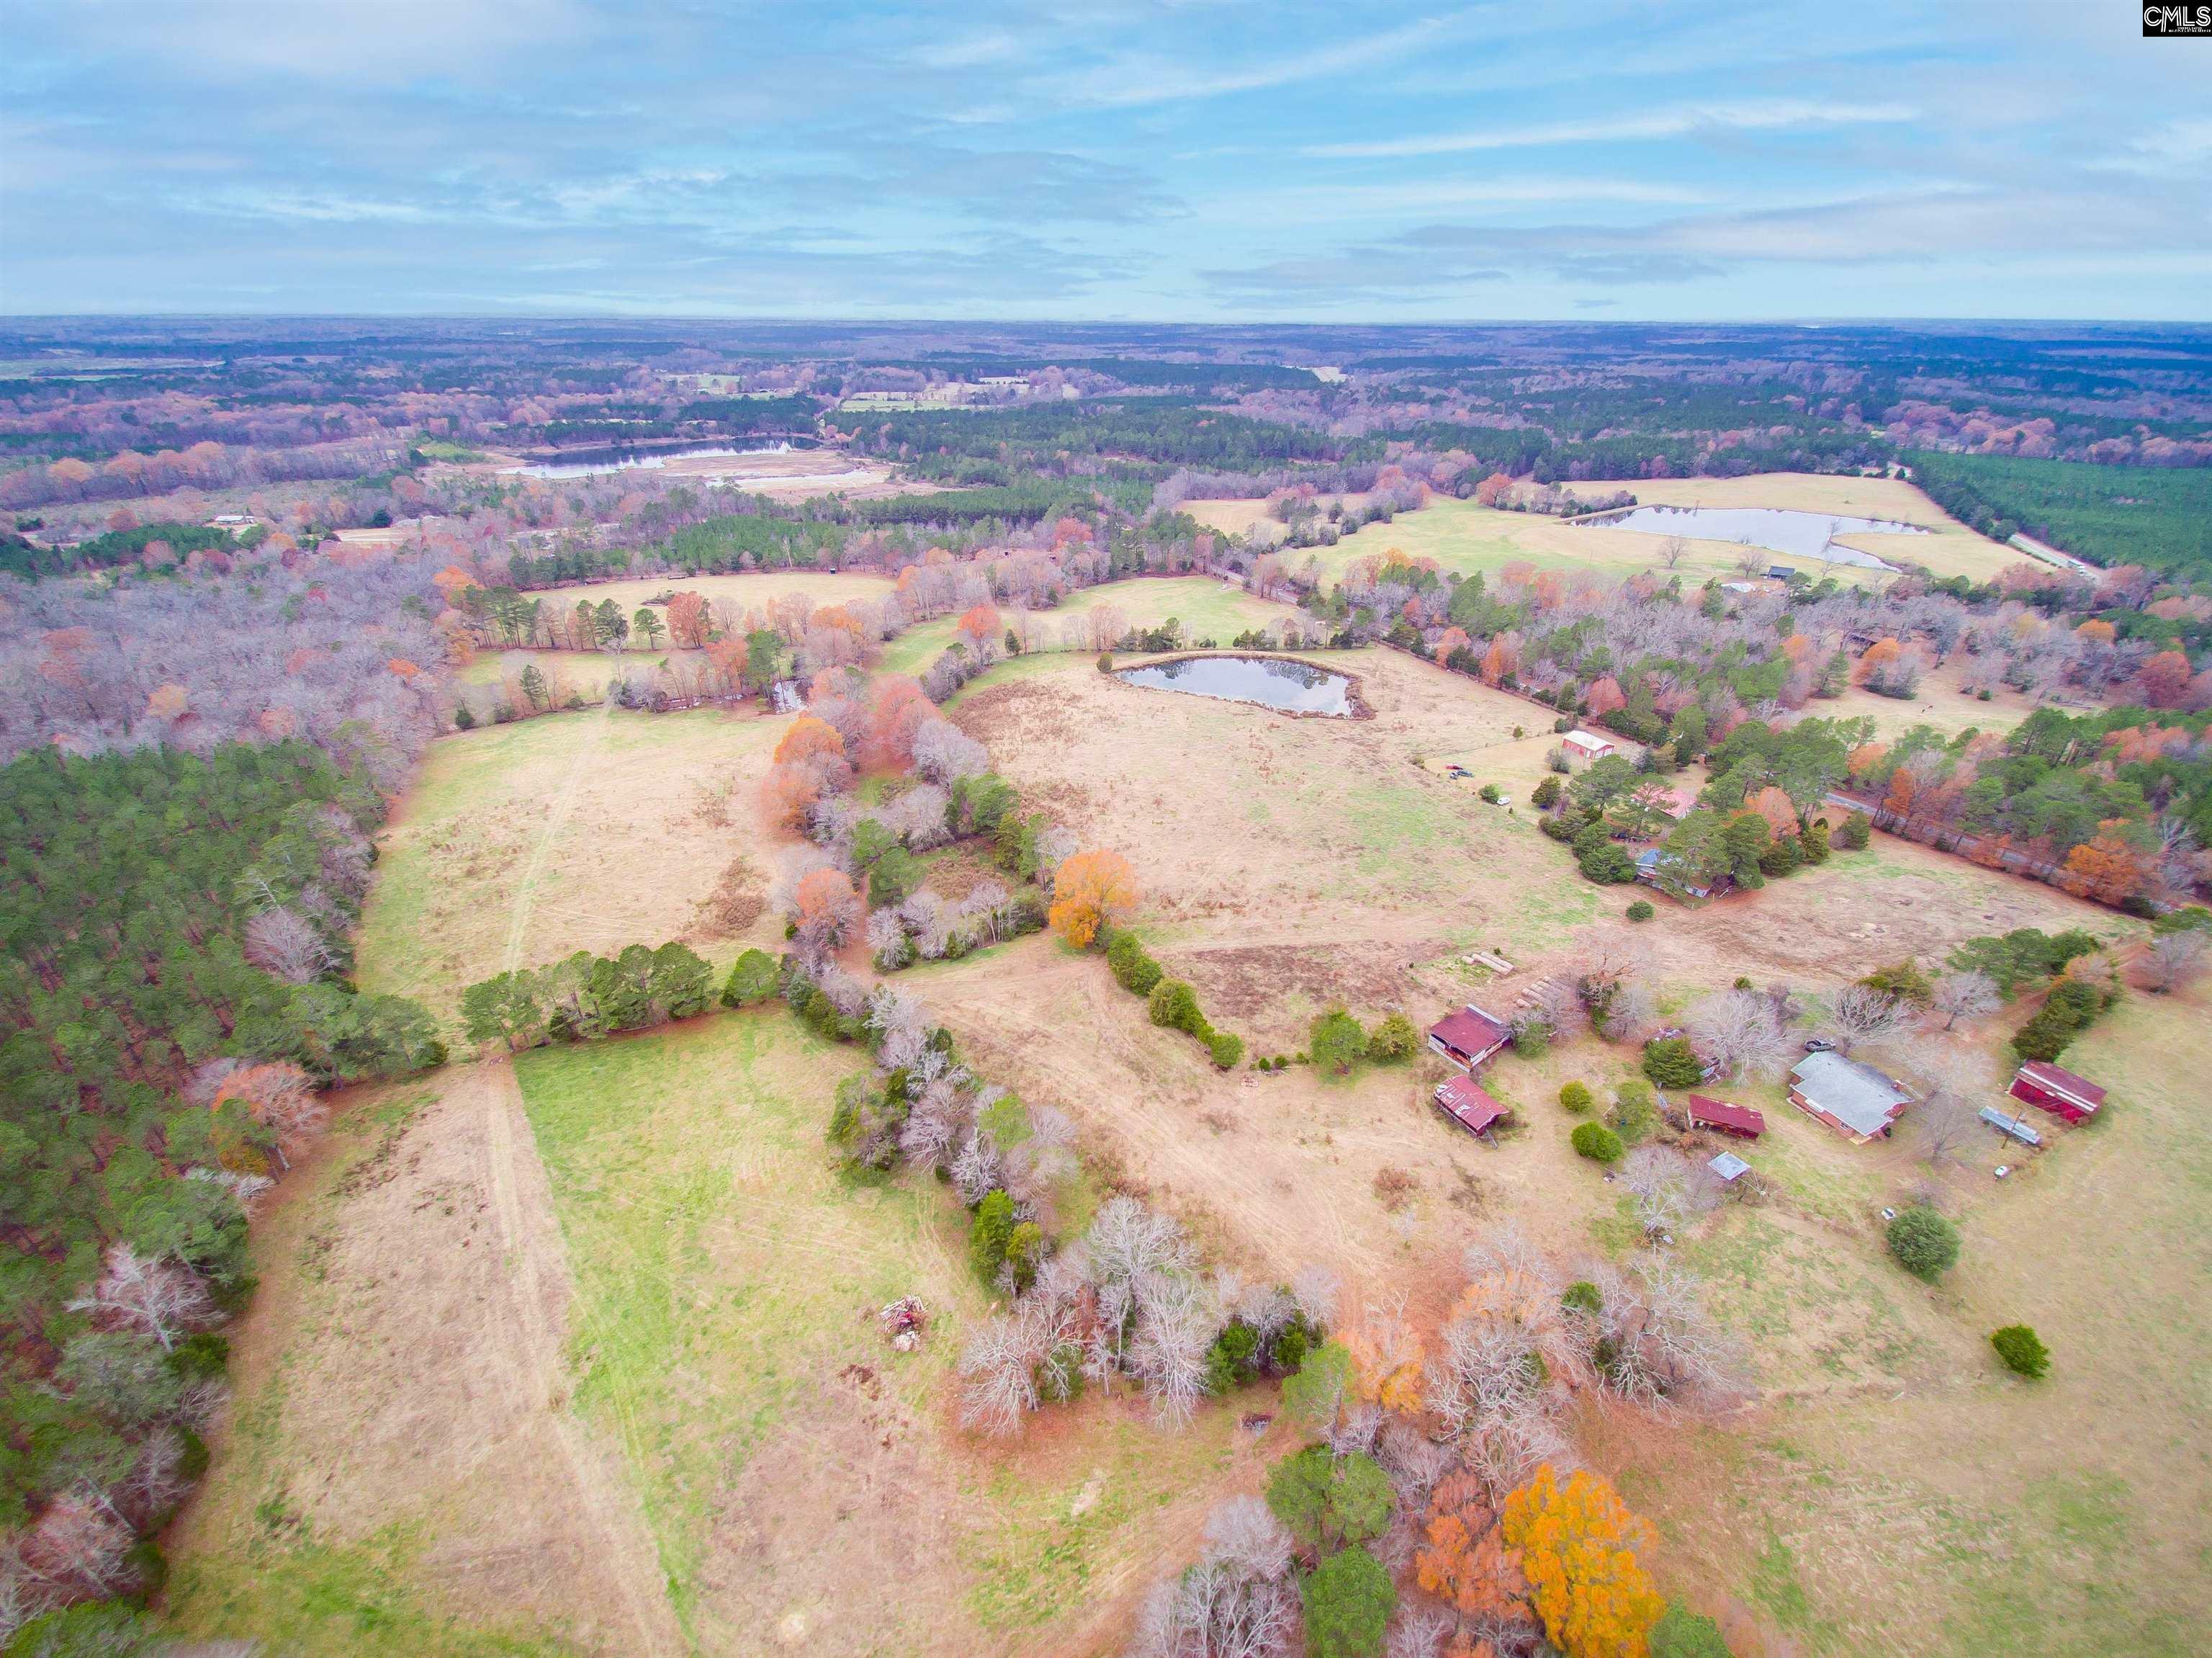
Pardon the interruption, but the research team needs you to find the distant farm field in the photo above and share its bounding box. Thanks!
[1224,472,2018,592]
[882,573,1300,675]
[528,569,896,619]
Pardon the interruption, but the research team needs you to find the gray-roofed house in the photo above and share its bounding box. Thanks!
[1789,1050,1912,1144]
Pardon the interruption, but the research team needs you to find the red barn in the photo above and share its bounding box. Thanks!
[1434,1075,1510,1140]
[2009,1060,2106,1124]
[1427,1003,1511,1070]
[1684,1094,1765,1140]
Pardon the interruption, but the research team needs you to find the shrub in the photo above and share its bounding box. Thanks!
[1148,977,1205,1036]
[1640,1036,1703,1088]
[1990,1325,2050,1379]
[2011,976,2108,1062]
[1627,899,1655,922]
[1203,1319,1262,1394]
[1532,775,1562,809]
[970,1188,1017,1281]
[1106,931,1163,995]
[1886,1205,1959,1282]
[1097,651,1114,672]
[1300,1544,1397,1658]
[1479,783,1503,804]
[1366,1012,1419,1062]
[1558,1080,1594,1113]
[1266,1446,1393,1554]
[1652,1602,1734,1658]
[1511,1018,1551,1059]
[1208,1030,1246,1070]
[721,948,781,1008]
[1861,959,1933,1007]
[1835,810,1871,850]
[1310,1008,1368,1075]
[1609,1080,1660,1144]
[1560,1280,1603,1316]
[1571,1122,1624,1163]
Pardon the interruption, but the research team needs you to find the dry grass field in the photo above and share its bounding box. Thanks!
[1209,472,2020,593]
[529,569,896,619]
[354,705,786,1024]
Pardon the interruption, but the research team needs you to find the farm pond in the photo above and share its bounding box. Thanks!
[1115,654,1355,715]
[1577,504,1930,570]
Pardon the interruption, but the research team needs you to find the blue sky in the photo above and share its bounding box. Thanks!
[3,0,2208,320]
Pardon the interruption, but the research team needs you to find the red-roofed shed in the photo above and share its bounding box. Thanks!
[1434,1075,1511,1140]
[1427,1003,1511,1070]
[2010,1060,2106,1124]
[1685,1094,1765,1140]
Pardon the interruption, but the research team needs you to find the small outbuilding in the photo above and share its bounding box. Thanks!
[1684,1094,1765,1140]
[1561,729,1617,761]
[1789,1050,1912,1144]
[2008,1060,2105,1124]
[1434,1074,1511,1141]
[1979,1105,2044,1147]
[1707,1151,1752,1183]
[1427,1003,1512,1071]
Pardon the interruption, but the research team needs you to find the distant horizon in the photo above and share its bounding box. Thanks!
[4,1,2206,321]
[6,313,2210,331]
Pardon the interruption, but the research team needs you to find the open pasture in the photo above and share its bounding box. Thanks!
[528,568,896,620]
[354,705,783,1023]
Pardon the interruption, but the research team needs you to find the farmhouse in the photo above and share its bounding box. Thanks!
[2008,1060,2106,1124]
[1561,729,1616,761]
[1433,1074,1511,1141]
[1684,1094,1764,1139]
[1426,1003,1511,1070]
[1789,1051,1912,1143]
[1634,846,1727,901]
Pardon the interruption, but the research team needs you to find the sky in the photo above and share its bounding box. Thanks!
[2,0,2208,321]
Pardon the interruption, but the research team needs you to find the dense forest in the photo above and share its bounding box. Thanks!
[1910,452,2212,578]
[0,743,442,1605]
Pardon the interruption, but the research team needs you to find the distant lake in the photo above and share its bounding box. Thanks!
[1579,505,1929,570]
[503,439,809,479]
[1116,654,1354,716]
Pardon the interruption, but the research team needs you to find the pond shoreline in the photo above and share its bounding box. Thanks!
[1114,649,1375,720]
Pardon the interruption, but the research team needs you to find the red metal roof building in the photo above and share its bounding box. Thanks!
[1426,1003,1511,1070]
[1434,1074,1511,1139]
[2009,1060,2107,1124]
[1684,1094,1765,1140]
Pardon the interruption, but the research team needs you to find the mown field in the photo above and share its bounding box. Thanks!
[1197,472,2020,591]
[526,569,896,620]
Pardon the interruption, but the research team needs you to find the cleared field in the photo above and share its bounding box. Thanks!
[1226,473,2017,592]
[355,705,784,1023]
[163,1065,678,1657]
[932,645,2193,1655]
[515,1011,1268,1655]
[1182,493,1374,543]
[882,574,1300,675]
[528,569,894,619]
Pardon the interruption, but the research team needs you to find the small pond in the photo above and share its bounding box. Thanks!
[1115,654,1354,716]
[503,439,808,479]
[1578,505,1929,570]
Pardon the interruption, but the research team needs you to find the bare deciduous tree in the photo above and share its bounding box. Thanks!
[2142,930,2208,994]
[66,1244,216,1353]
[243,903,334,983]
[1827,984,1913,1053]
[1686,988,1791,1081]
[1929,969,2000,1029]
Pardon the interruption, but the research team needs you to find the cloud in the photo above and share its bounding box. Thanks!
[69,0,594,83]
[1046,11,1462,109]
[1305,99,1917,158]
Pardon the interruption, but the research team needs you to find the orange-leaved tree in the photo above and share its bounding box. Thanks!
[1416,1469,1533,1638]
[956,604,1003,646]
[1500,1466,1664,1658]
[1047,849,1138,948]
[774,714,845,768]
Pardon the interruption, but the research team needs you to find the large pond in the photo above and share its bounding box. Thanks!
[502,439,808,479]
[1578,505,1929,570]
[1115,654,1355,716]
